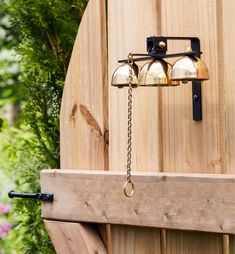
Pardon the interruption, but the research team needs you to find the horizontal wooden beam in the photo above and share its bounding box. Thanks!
[41,170,235,234]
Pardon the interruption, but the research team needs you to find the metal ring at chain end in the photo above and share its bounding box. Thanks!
[124,180,135,197]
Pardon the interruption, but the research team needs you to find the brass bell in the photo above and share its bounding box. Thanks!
[138,59,179,86]
[171,56,209,83]
[111,62,139,88]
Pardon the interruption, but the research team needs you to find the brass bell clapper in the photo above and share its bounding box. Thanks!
[111,36,210,197]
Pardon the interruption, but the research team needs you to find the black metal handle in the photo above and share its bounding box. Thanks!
[8,190,53,202]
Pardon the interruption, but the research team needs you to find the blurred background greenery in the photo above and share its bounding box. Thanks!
[0,0,88,253]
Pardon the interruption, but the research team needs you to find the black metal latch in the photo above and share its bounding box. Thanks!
[8,190,53,202]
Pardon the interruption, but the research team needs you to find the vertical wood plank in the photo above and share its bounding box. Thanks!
[222,0,235,175]
[222,235,229,254]
[221,0,235,250]
[161,0,224,174]
[161,0,225,253]
[111,226,161,254]
[49,0,110,252]
[108,0,162,253]
[108,0,234,253]
[231,235,235,253]
[167,231,222,254]
[108,0,163,173]
[60,0,108,170]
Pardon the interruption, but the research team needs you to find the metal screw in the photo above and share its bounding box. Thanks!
[159,41,166,48]
[193,95,199,101]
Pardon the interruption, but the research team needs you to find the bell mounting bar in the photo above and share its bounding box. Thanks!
[118,51,202,63]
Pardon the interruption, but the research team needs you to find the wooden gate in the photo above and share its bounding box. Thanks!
[41,0,235,253]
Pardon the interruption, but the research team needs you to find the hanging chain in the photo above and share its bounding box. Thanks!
[124,53,135,197]
[126,54,133,183]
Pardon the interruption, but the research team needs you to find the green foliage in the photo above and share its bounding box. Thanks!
[5,0,88,167]
[0,0,88,253]
[0,126,54,253]
[0,1,21,112]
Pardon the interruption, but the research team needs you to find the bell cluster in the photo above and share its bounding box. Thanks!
[111,37,209,88]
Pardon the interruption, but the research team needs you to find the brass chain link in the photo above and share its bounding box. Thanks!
[124,53,135,197]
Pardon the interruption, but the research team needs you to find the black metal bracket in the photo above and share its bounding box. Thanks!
[192,81,202,121]
[8,190,53,202]
[148,36,202,121]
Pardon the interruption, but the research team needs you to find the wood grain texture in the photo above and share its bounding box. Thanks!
[108,0,162,253]
[231,235,235,253]
[41,170,235,234]
[160,229,167,254]
[108,0,235,254]
[167,230,223,254]
[111,225,161,254]
[222,235,229,254]
[44,220,107,254]
[160,0,223,173]
[161,0,225,254]
[45,0,109,253]
[108,0,163,173]
[60,0,108,170]
[107,0,235,253]
[159,0,231,253]
[222,0,235,175]
[43,0,235,252]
